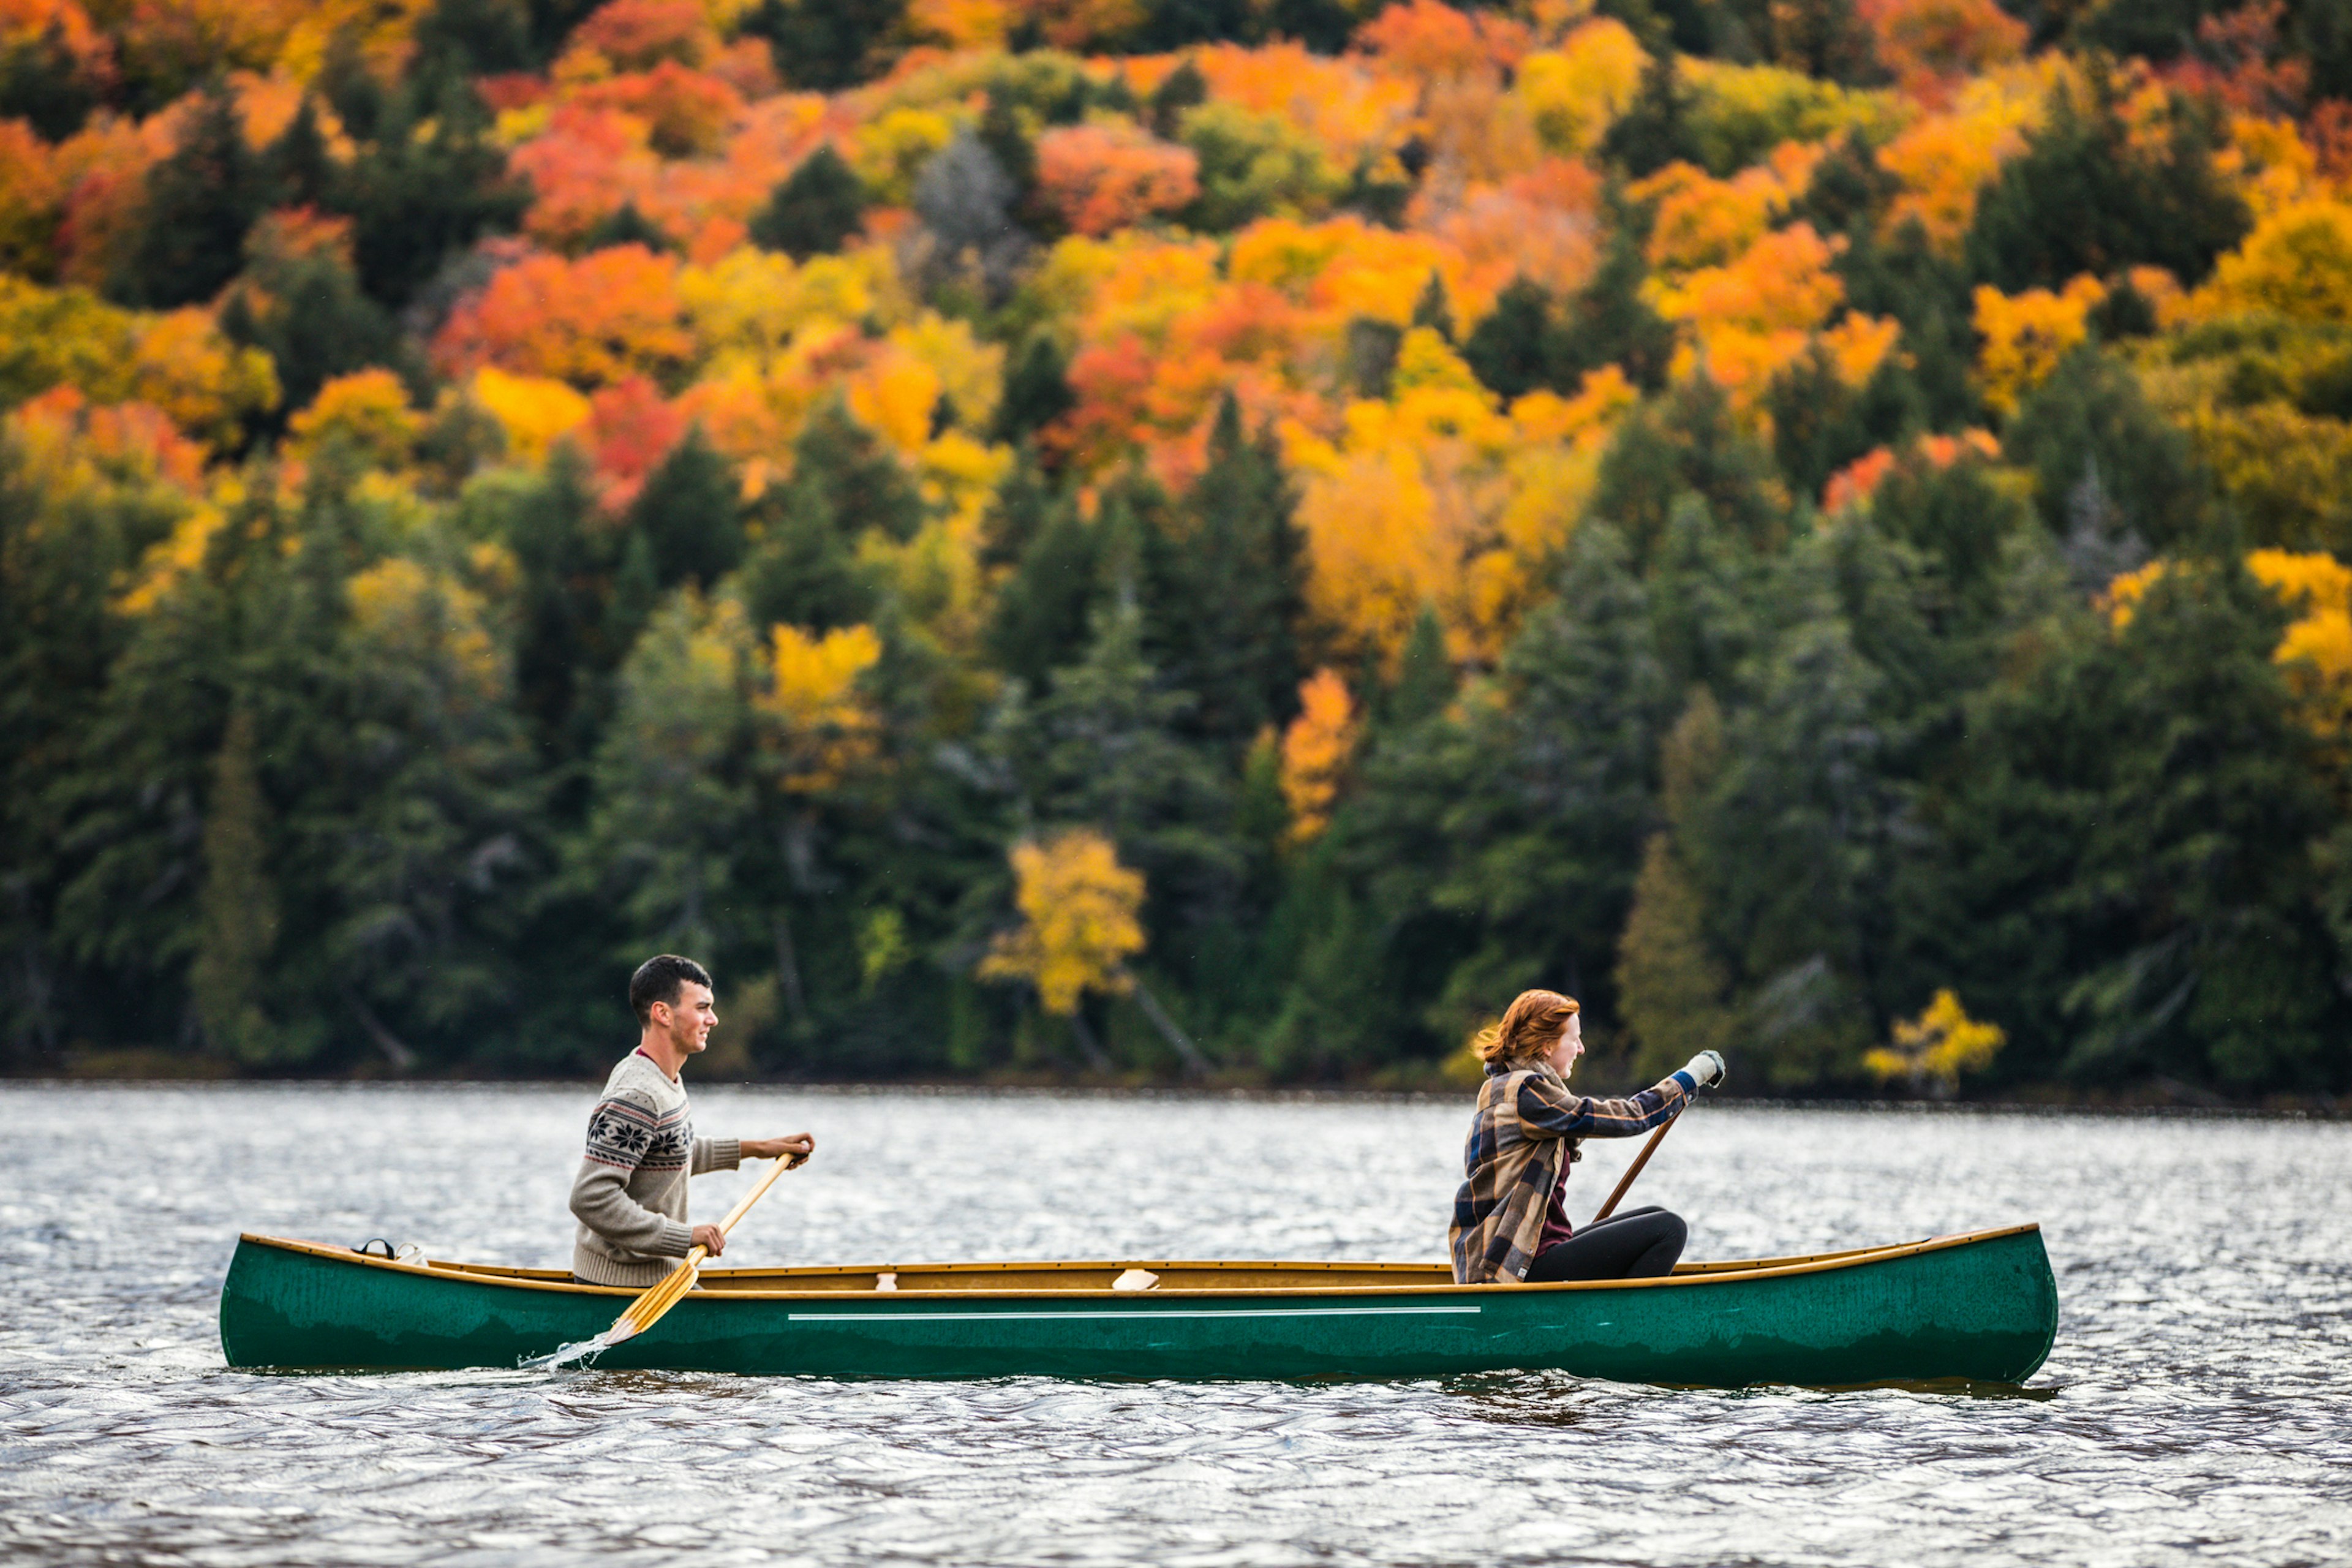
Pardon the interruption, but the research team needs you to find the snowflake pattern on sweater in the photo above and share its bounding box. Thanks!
[584,1093,692,1171]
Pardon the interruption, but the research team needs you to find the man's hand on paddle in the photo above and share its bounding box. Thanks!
[743,1132,816,1168]
[693,1134,813,1255]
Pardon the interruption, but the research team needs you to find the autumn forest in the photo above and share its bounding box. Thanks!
[4,0,2351,1096]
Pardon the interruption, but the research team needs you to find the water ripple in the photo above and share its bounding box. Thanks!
[1,1085,2347,1566]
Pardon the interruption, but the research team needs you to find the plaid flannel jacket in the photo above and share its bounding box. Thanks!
[1448,1060,1698,1284]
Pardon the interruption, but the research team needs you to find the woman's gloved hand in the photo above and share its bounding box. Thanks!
[1683,1050,1727,1087]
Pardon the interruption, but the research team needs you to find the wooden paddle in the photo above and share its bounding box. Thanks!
[1589,1110,1680,1226]
[603,1152,804,1346]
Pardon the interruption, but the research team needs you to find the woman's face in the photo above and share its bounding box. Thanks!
[1541,1014,1583,1077]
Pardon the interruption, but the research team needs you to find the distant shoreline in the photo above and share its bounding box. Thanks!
[6,1065,2342,1118]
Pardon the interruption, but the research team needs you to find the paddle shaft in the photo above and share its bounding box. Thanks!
[1589,1110,1679,1226]
[609,1152,803,1341]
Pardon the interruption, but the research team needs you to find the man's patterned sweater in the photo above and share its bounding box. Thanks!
[569,1047,742,1287]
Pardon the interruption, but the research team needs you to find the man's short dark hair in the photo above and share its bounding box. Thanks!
[630,955,713,1025]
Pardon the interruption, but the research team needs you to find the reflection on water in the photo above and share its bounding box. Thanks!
[1,1083,2346,1566]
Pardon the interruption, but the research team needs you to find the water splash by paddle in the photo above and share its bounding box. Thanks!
[519,1325,620,1373]
[519,1314,642,1371]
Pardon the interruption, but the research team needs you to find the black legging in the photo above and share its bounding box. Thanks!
[1524,1205,1686,1283]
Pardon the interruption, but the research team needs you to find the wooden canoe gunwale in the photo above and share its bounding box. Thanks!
[233,1223,2045,1298]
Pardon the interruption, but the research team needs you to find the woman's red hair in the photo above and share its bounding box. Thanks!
[1471,989,1579,1065]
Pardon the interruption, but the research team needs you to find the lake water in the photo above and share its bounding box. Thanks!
[1,1082,2346,1567]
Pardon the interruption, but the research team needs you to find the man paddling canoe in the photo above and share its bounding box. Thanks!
[570,955,815,1287]
[1450,989,1726,1285]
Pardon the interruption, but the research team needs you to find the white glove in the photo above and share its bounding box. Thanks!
[1683,1050,1726,1088]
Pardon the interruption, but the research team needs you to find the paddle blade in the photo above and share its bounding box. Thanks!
[606,1250,703,1343]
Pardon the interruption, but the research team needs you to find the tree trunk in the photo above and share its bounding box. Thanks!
[343,987,418,1072]
[1066,1005,1114,1073]
[774,916,813,1036]
[1127,974,1211,1078]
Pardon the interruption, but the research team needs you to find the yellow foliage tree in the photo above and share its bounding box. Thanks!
[2185,198,2352,325]
[851,107,956,204]
[754,622,883,793]
[1517,19,1646,159]
[1972,273,2105,414]
[287,369,421,465]
[978,829,1147,1016]
[1879,61,2054,247]
[2249,549,2352,749]
[472,366,592,460]
[127,307,281,447]
[1279,668,1358,842]
[1864,989,2005,1097]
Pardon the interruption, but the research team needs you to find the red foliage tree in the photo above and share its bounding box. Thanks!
[571,0,714,67]
[1034,124,1199,238]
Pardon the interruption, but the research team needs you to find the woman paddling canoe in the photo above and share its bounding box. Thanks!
[1450,989,1727,1285]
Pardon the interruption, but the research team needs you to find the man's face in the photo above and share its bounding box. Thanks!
[655,982,718,1054]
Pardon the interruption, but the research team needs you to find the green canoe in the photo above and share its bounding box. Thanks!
[218,1224,2057,1387]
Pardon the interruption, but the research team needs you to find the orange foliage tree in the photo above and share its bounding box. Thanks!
[434,244,695,389]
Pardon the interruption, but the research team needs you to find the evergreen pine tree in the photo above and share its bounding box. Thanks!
[1147,58,1208,137]
[1940,564,2340,1088]
[1343,317,1402,399]
[318,29,387,141]
[744,0,908,89]
[266,98,339,211]
[1265,0,1354,51]
[497,445,623,761]
[1616,830,1739,1080]
[788,398,927,545]
[1137,0,1259,50]
[1687,592,1894,1084]
[1410,270,1455,342]
[1591,372,1786,567]
[747,147,870,260]
[1765,343,1872,503]
[1790,131,1899,241]
[190,707,281,1064]
[111,85,266,308]
[1140,395,1308,751]
[1556,188,1678,391]
[976,89,1039,209]
[993,336,1076,447]
[1598,39,1700,177]
[736,401,920,631]
[0,22,97,140]
[220,232,401,418]
[582,202,674,252]
[629,426,744,589]
[1966,67,2250,292]
[986,486,1101,687]
[998,597,1233,916]
[1758,0,1883,84]
[578,587,760,963]
[979,449,1059,571]
[337,74,527,305]
[410,0,533,86]
[1463,277,1559,399]
[1387,605,1453,728]
[2003,347,2211,552]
